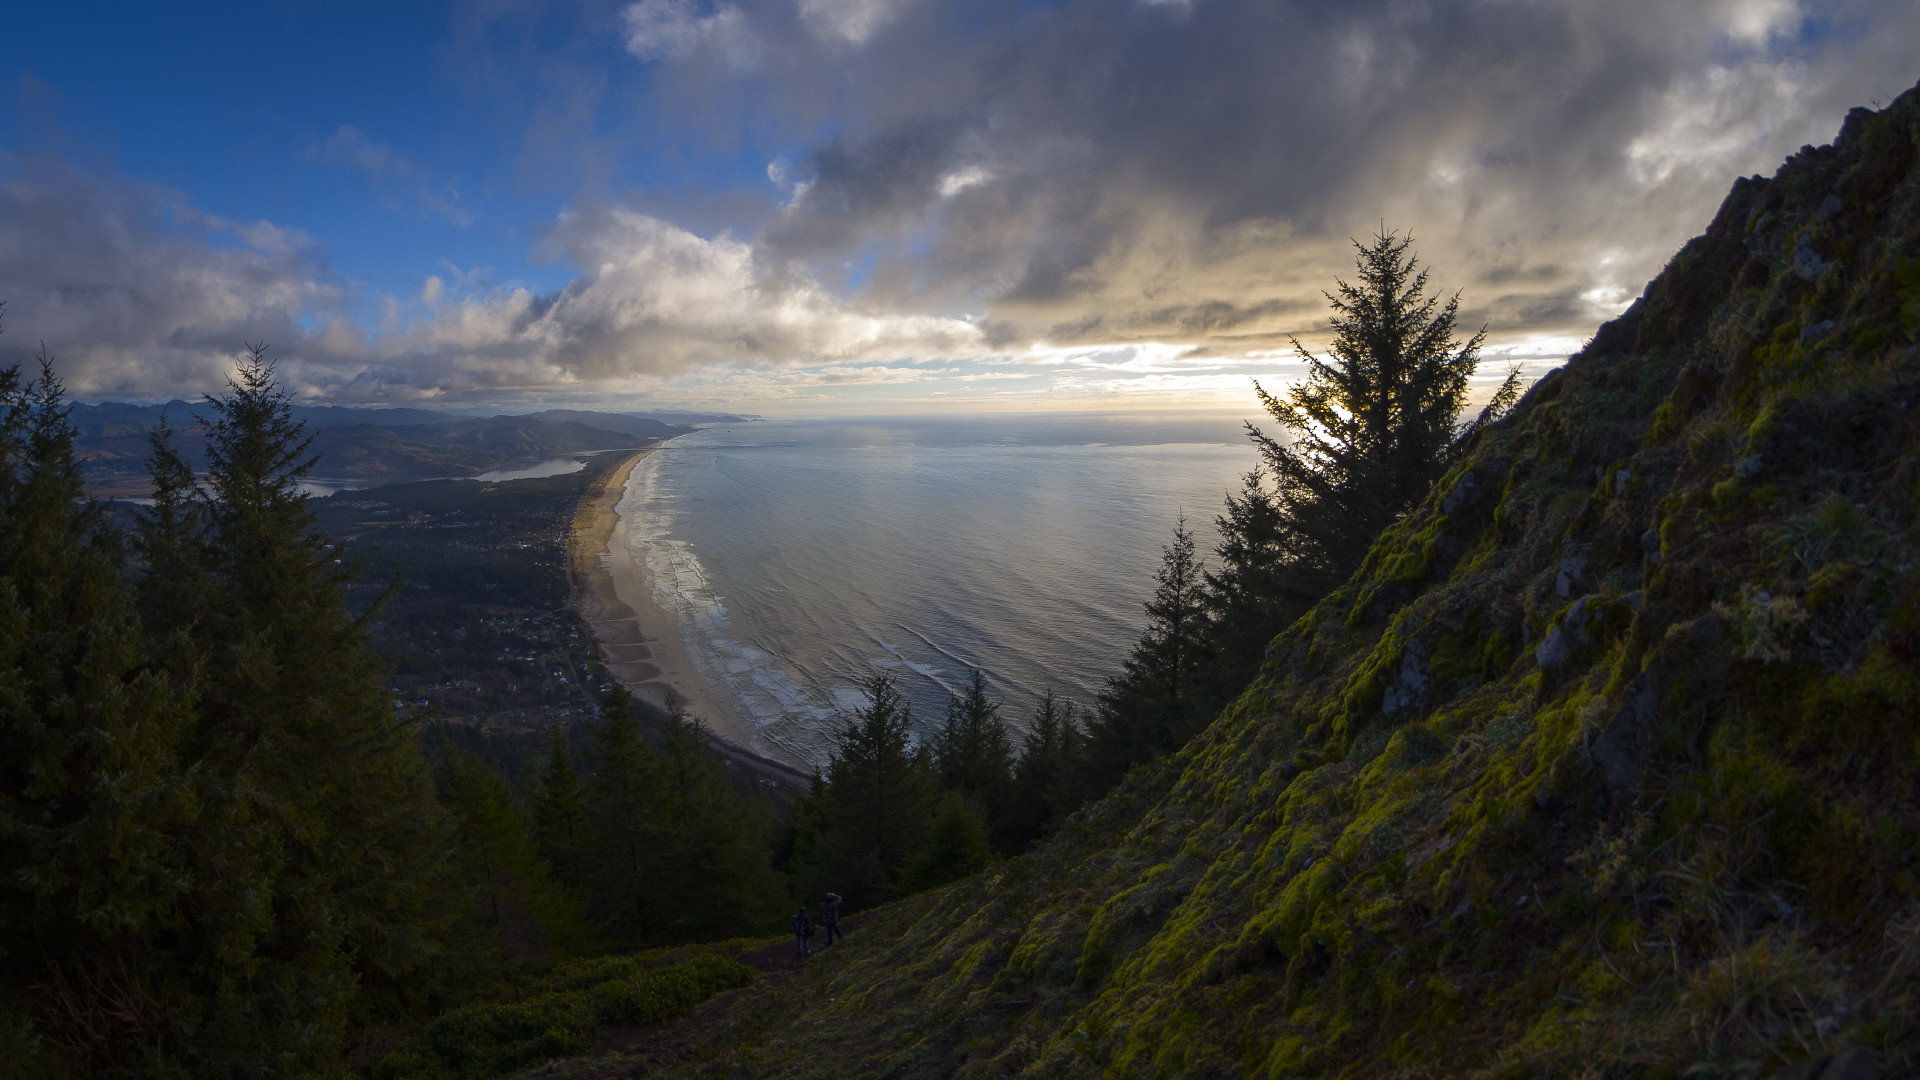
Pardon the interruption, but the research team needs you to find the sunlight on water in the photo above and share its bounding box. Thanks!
[617,413,1261,765]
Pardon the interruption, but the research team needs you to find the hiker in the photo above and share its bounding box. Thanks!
[792,906,814,957]
[821,892,842,946]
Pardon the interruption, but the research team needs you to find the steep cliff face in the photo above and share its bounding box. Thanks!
[660,84,1920,1079]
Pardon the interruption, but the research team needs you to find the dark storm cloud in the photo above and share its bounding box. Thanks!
[652,0,1920,349]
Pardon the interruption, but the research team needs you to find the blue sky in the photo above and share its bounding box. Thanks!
[1,0,1915,413]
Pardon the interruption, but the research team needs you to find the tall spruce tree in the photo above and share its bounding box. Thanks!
[586,687,667,948]
[650,700,783,940]
[800,673,933,911]
[899,792,990,893]
[534,721,591,889]
[0,353,199,1077]
[443,757,593,969]
[1243,230,1513,605]
[132,348,456,1064]
[1005,689,1084,850]
[932,670,1015,848]
[1200,469,1295,703]
[1081,519,1211,798]
[1073,234,1520,810]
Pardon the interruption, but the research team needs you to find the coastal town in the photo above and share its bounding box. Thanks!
[311,461,620,738]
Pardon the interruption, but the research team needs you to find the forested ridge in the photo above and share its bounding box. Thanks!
[3,79,1919,1079]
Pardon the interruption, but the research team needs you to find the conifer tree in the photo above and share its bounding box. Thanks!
[444,757,594,968]
[1006,689,1084,849]
[1201,469,1295,702]
[0,352,198,1077]
[932,670,1015,847]
[650,700,783,940]
[1244,229,1513,604]
[1081,519,1211,798]
[534,721,591,889]
[586,687,667,947]
[899,791,991,893]
[132,348,456,1060]
[801,673,933,911]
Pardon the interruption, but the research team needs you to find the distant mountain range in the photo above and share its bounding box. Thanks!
[71,402,753,496]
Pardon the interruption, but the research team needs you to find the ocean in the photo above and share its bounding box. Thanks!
[614,412,1261,767]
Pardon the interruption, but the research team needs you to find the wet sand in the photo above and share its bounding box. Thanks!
[569,449,811,790]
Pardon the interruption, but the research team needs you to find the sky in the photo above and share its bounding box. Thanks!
[0,0,1915,415]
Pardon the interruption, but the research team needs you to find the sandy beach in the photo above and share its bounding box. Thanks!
[568,448,811,790]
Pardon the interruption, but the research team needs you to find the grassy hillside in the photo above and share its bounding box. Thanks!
[415,84,1920,1080]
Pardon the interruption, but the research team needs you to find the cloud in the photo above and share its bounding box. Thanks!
[0,152,346,398]
[0,156,978,403]
[623,0,755,63]
[343,205,982,397]
[653,0,1920,355]
[798,0,906,44]
[9,0,1920,410]
[312,126,471,227]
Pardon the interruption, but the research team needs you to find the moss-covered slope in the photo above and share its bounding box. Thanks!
[646,84,1920,1079]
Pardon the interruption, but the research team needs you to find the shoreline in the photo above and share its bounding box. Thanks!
[567,445,812,791]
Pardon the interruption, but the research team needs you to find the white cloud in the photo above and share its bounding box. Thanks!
[937,166,992,198]
[798,0,903,44]
[623,0,754,63]
[1722,0,1802,42]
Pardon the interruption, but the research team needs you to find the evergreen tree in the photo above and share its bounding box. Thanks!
[1244,229,1513,604]
[534,721,591,889]
[1081,519,1211,798]
[801,673,933,911]
[1005,689,1084,849]
[443,757,594,969]
[1201,468,1296,702]
[133,348,457,1062]
[932,670,1015,848]
[899,792,990,894]
[0,353,198,1077]
[650,699,783,940]
[586,687,667,948]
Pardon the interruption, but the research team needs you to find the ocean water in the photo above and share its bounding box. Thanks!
[616,413,1261,767]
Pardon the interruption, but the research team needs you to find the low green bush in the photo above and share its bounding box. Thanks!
[377,950,756,1079]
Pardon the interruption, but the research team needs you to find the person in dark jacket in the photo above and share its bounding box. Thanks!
[821,892,842,946]
[792,907,814,957]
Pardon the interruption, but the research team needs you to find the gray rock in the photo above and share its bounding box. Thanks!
[1441,471,1480,517]
[1736,454,1767,479]
[1589,671,1658,801]
[1794,233,1831,281]
[1382,635,1431,716]
[1642,528,1662,563]
[1535,595,1601,669]
[1587,614,1721,804]
[1555,553,1587,599]
[1816,193,1845,221]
